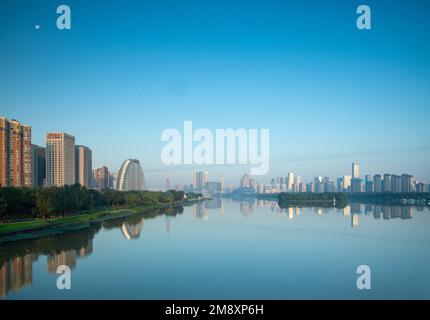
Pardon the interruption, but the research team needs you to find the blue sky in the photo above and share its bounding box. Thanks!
[1,0,429,188]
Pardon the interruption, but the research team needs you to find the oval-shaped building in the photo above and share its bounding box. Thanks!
[116,159,145,191]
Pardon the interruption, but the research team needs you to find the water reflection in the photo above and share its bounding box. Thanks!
[0,254,36,297]
[0,199,427,298]
[121,219,144,240]
[0,205,183,297]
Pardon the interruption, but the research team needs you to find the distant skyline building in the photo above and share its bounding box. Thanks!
[30,144,46,187]
[287,172,294,191]
[352,161,359,179]
[204,181,221,194]
[75,145,92,188]
[391,175,402,193]
[0,117,31,187]
[401,174,413,193]
[165,177,171,191]
[240,174,250,187]
[383,174,392,192]
[46,132,75,187]
[116,159,145,191]
[343,175,352,192]
[373,174,382,192]
[194,171,207,191]
[351,178,362,193]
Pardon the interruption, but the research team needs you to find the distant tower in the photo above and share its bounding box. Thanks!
[352,161,360,178]
[287,172,294,191]
[220,175,225,192]
[165,177,171,191]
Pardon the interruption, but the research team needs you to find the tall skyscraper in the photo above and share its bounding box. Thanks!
[352,161,359,178]
[194,171,207,191]
[75,145,92,188]
[165,177,171,191]
[203,171,208,186]
[46,132,75,187]
[30,144,46,187]
[93,166,109,189]
[192,172,197,190]
[314,176,323,193]
[287,172,294,191]
[336,177,343,192]
[343,175,352,192]
[220,175,224,193]
[294,176,301,192]
[0,117,31,187]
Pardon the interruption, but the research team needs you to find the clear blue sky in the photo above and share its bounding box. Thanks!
[1,0,429,188]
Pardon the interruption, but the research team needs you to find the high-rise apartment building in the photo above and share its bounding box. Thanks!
[30,144,46,187]
[373,174,382,192]
[391,175,402,193]
[46,133,75,187]
[401,174,413,193]
[93,165,110,190]
[75,145,92,188]
[383,174,392,192]
[0,117,31,187]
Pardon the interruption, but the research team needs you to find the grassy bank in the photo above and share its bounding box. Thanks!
[0,208,131,236]
[0,199,201,242]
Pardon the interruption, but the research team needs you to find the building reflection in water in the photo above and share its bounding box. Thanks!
[47,240,94,273]
[193,202,208,220]
[1,226,97,297]
[0,254,37,297]
[121,219,144,240]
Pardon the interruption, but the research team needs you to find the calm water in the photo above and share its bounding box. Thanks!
[1,198,430,299]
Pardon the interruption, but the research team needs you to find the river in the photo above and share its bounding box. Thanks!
[1,198,430,299]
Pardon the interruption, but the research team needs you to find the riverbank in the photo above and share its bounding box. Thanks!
[0,199,202,243]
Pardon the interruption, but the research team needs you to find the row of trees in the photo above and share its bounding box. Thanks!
[347,192,430,204]
[0,185,195,220]
[278,192,347,209]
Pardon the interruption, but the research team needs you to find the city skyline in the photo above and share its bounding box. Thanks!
[2,115,429,191]
[1,0,430,188]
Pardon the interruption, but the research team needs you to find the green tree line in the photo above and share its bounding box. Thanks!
[278,192,347,209]
[0,185,199,221]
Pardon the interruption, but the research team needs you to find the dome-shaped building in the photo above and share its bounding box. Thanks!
[116,159,145,191]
